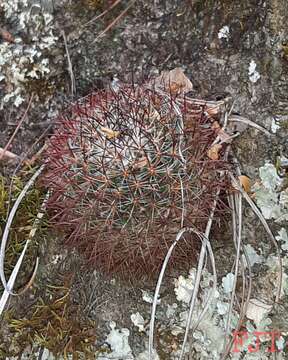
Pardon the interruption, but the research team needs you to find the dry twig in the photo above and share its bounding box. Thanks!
[92,0,136,43]
[62,30,76,98]
[0,94,34,162]
[83,0,123,28]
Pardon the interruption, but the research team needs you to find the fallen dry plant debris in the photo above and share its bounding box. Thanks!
[0,148,18,162]
[81,0,136,43]
[0,94,34,163]
[0,165,46,316]
[0,69,284,359]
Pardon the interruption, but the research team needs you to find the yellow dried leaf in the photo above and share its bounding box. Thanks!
[100,127,120,139]
[207,144,222,160]
[238,175,251,193]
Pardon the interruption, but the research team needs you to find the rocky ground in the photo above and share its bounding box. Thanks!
[0,0,287,359]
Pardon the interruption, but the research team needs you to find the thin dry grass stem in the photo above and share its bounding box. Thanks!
[148,227,188,359]
[179,173,185,227]
[228,172,283,303]
[221,105,229,131]
[148,226,217,360]
[228,115,272,137]
[233,195,253,320]
[179,191,219,360]
[0,164,45,297]
[62,30,76,98]
[228,172,280,360]
[0,241,30,316]
[83,0,123,28]
[171,100,186,167]
[227,100,235,119]
[221,194,252,359]
[0,183,49,315]
[220,152,253,359]
[239,245,252,313]
[218,132,240,145]
[220,99,235,132]
[188,241,217,333]
[222,150,280,359]
[179,144,233,358]
[178,98,229,108]
[0,94,34,161]
[92,0,136,43]
[222,192,242,355]
[232,263,252,356]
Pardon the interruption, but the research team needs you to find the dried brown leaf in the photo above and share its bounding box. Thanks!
[207,144,222,160]
[155,68,193,94]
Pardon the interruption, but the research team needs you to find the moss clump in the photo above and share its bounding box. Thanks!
[0,172,46,286]
[0,171,97,358]
[282,43,288,61]
[69,0,105,17]
[82,0,104,10]
[281,120,288,129]
[4,276,97,358]
[155,327,182,359]
[23,78,57,103]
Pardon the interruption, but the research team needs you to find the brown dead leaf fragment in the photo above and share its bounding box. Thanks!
[211,121,221,130]
[207,144,222,160]
[100,127,120,139]
[238,175,251,193]
[0,28,14,43]
[206,106,221,116]
[155,68,193,95]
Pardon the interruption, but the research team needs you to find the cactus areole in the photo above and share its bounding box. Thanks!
[43,72,229,278]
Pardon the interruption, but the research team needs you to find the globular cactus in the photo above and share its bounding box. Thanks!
[43,74,228,278]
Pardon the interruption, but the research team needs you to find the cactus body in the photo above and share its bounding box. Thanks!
[43,82,228,278]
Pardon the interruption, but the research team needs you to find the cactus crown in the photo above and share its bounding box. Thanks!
[43,79,228,278]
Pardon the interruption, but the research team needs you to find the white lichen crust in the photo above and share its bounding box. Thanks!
[0,0,57,108]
